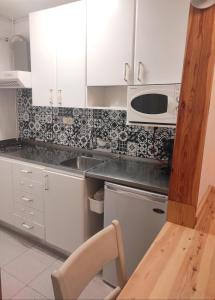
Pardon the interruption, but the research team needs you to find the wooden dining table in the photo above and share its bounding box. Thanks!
[117,221,215,300]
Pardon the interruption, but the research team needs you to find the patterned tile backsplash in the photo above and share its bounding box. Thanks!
[17,89,175,160]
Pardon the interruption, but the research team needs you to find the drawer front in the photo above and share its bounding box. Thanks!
[13,163,44,183]
[14,201,25,218]
[13,214,45,239]
[14,190,44,212]
[14,202,44,226]
[25,206,44,226]
[15,178,43,196]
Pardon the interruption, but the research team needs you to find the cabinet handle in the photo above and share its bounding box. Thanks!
[124,63,129,82]
[44,174,49,191]
[49,89,54,106]
[22,196,33,202]
[57,89,62,106]
[22,223,34,230]
[137,62,144,82]
[21,169,32,174]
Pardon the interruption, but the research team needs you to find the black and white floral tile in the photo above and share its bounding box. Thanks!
[17,89,175,160]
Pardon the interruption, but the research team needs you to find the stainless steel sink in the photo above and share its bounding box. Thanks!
[60,156,105,171]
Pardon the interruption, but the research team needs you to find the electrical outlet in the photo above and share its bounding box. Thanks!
[63,117,74,125]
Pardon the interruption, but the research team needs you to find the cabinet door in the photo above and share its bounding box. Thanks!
[0,159,13,224]
[87,0,135,86]
[30,8,57,106]
[56,1,86,108]
[134,0,190,85]
[44,170,86,253]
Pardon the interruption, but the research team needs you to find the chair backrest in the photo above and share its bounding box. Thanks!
[51,220,127,300]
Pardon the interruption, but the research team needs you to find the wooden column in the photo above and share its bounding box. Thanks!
[168,4,215,228]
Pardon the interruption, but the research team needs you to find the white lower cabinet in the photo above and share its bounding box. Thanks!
[0,158,91,253]
[13,214,45,240]
[0,158,13,225]
[44,170,87,253]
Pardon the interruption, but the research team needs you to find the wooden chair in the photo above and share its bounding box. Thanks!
[51,220,127,300]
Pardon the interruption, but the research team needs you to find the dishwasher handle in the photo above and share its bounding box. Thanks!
[105,184,168,203]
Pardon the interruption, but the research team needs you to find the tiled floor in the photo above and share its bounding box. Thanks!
[0,227,113,299]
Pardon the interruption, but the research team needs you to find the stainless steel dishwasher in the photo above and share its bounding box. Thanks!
[103,182,168,287]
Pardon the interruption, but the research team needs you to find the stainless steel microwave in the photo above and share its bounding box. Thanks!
[127,84,180,126]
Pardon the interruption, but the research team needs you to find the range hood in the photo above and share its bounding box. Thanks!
[0,71,31,89]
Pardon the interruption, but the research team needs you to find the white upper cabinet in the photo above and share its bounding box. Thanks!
[134,0,190,85]
[87,0,189,87]
[30,0,190,108]
[30,1,86,107]
[30,8,56,106]
[87,0,135,86]
[56,1,86,107]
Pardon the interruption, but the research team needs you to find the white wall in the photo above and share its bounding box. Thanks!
[0,90,17,140]
[0,17,17,141]
[0,17,12,36]
[198,67,215,203]
[14,17,30,40]
[0,17,13,71]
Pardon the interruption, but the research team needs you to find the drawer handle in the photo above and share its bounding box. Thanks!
[22,197,33,202]
[21,170,32,174]
[22,223,34,230]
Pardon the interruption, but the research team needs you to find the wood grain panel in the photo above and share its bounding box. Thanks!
[168,201,196,228]
[168,4,215,226]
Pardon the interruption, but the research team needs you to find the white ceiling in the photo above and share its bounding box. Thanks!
[0,0,75,20]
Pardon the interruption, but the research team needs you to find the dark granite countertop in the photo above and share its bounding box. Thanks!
[86,158,169,195]
[0,140,169,194]
[0,141,111,175]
